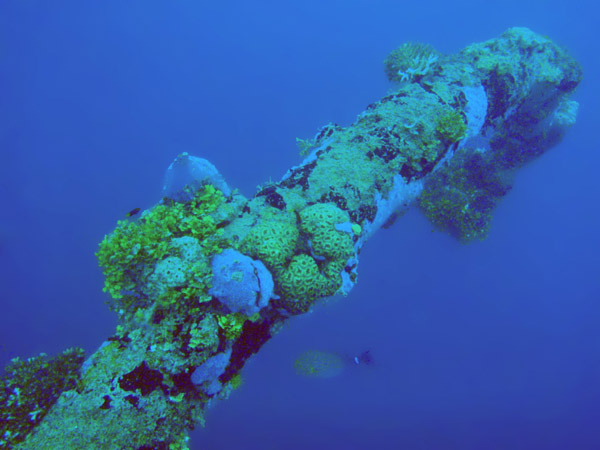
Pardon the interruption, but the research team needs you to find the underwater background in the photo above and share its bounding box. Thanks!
[1,1,598,449]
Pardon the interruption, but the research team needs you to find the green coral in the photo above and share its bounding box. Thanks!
[259,202,358,313]
[299,203,354,262]
[217,313,247,342]
[277,254,333,313]
[436,109,467,143]
[154,258,213,311]
[187,314,219,352]
[177,260,213,305]
[418,147,512,242]
[96,185,226,315]
[228,373,243,390]
[0,348,85,449]
[168,433,190,450]
[240,213,298,269]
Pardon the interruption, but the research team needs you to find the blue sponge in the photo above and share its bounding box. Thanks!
[162,152,231,202]
[190,348,232,395]
[208,249,273,315]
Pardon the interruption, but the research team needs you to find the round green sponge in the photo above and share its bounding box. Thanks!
[299,203,354,261]
[241,216,299,269]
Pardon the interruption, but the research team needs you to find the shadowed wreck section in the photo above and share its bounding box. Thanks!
[6,28,581,450]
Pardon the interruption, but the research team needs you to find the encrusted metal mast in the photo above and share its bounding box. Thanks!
[5,28,581,450]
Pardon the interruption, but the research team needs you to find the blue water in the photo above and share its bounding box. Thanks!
[1,1,599,449]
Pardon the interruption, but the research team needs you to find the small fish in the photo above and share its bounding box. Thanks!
[353,350,373,365]
[125,207,141,218]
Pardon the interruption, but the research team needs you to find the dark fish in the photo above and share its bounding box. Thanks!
[125,208,141,218]
[353,350,373,365]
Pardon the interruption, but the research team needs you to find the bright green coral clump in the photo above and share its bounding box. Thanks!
[96,185,225,315]
[0,348,85,449]
[216,313,247,342]
[240,213,298,269]
[436,109,467,143]
[299,203,354,262]
[278,254,331,313]
[268,203,356,313]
